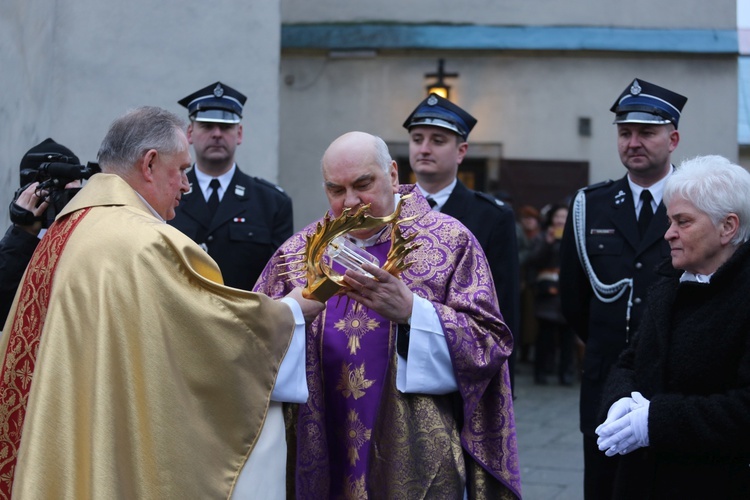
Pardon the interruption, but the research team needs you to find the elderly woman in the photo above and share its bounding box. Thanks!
[595,155,750,498]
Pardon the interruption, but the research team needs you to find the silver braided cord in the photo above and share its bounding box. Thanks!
[572,189,635,340]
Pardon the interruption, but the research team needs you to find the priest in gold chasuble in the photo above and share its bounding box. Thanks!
[255,132,521,499]
[0,107,323,499]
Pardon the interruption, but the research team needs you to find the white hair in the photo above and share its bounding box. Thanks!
[664,155,750,245]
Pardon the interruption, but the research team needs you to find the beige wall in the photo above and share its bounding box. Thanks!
[0,0,281,224]
[0,0,740,233]
[281,0,735,29]
[279,53,738,229]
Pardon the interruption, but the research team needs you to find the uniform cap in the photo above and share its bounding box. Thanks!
[610,78,687,128]
[403,93,477,140]
[178,81,247,124]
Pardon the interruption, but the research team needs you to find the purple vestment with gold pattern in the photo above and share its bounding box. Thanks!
[254,185,521,499]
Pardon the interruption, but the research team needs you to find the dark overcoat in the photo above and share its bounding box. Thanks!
[0,226,39,325]
[602,240,750,499]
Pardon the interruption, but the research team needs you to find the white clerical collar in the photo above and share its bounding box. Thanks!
[194,164,236,201]
[628,166,673,216]
[346,194,401,247]
[416,179,457,211]
[679,271,713,283]
[134,191,165,222]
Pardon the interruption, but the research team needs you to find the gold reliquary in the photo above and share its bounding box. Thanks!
[279,194,421,302]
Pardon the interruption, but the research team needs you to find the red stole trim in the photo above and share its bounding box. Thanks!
[0,208,89,499]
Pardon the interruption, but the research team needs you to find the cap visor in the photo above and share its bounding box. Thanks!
[407,117,462,136]
[192,109,241,124]
[613,111,672,126]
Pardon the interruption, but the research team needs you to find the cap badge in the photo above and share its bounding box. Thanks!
[213,83,224,98]
[427,95,438,106]
[630,80,642,96]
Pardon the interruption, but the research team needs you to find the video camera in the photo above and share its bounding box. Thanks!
[11,152,101,228]
[20,152,100,189]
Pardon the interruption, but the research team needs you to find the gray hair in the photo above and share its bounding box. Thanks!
[664,155,750,245]
[372,135,393,173]
[97,106,187,174]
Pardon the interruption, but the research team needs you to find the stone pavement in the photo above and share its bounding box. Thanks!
[513,361,584,499]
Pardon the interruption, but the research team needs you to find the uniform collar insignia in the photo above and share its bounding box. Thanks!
[185,183,193,196]
[615,190,626,205]
[234,185,246,197]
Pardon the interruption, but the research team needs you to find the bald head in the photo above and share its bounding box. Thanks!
[321,131,399,239]
[322,132,393,175]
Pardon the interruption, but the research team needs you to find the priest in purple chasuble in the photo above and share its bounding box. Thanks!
[254,131,522,499]
[0,107,324,499]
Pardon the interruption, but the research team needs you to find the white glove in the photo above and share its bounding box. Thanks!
[596,396,634,436]
[616,392,650,455]
[596,392,650,456]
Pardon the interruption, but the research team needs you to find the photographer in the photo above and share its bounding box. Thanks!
[0,138,84,327]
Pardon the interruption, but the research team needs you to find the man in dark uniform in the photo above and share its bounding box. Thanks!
[403,93,521,392]
[558,78,687,499]
[170,82,293,291]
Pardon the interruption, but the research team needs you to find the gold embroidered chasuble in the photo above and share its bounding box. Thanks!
[0,174,294,499]
[256,185,522,499]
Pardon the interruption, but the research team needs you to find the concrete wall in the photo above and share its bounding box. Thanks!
[1,0,740,234]
[277,0,739,229]
[0,0,281,225]
[282,0,735,29]
[279,52,738,229]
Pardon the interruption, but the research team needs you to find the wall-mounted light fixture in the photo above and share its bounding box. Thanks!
[424,59,458,100]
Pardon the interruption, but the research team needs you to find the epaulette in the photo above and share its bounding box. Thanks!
[579,179,614,193]
[474,191,505,209]
[254,176,288,194]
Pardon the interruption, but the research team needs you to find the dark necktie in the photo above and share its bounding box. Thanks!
[207,178,221,215]
[638,189,653,237]
[426,196,437,209]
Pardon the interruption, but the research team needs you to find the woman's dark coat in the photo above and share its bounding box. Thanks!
[603,240,750,499]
